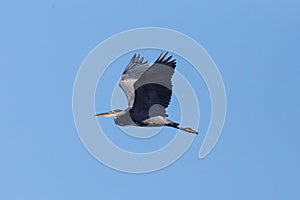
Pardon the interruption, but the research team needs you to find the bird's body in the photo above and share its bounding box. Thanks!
[96,52,198,134]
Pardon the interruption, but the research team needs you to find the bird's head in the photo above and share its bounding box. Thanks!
[95,109,123,117]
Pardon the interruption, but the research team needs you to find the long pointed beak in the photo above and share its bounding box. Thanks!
[95,112,112,117]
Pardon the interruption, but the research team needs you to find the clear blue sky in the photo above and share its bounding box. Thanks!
[1,0,299,199]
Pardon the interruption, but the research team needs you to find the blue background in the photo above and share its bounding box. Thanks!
[1,0,299,199]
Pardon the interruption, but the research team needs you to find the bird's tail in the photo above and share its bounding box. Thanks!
[165,120,198,134]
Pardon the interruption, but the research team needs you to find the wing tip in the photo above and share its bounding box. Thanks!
[123,53,149,74]
[155,51,176,69]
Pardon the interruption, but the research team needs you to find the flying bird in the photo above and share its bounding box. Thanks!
[96,52,198,134]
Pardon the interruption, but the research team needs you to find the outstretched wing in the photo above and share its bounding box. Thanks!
[129,52,176,122]
[119,54,150,107]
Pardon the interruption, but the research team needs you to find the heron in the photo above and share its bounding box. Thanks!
[95,52,198,134]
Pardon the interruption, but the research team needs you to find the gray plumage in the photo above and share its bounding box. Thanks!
[96,52,198,134]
